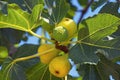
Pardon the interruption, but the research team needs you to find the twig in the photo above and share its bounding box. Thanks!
[77,0,94,28]
[13,48,55,63]
[28,30,54,43]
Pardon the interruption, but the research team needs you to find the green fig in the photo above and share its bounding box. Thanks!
[0,46,8,58]
[57,18,77,39]
[52,26,68,42]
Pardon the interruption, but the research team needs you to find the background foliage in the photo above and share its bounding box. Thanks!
[0,0,120,80]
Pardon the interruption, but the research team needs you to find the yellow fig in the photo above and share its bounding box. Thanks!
[38,44,59,64]
[49,54,71,78]
[57,18,77,39]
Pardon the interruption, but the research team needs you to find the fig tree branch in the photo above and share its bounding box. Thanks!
[77,0,94,28]
[28,30,54,42]
[13,48,55,63]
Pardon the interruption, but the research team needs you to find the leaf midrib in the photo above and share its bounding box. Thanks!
[0,21,28,31]
[80,20,120,41]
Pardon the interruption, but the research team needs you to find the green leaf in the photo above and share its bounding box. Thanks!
[0,4,43,31]
[0,4,30,31]
[76,53,120,80]
[12,44,39,70]
[91,0,107,11]
[79,64,101,80]
[69,44,99,63]
[78,0,88,7]
[99,2,120,17]
[42,0,70,24]
[79,13,120,43]
[26,63,63,80]
[70,13,120,63]
[96,53,120,80]
[66,0,76,18]
[29,4,44,29]
[1,57,26,80]
[0,70,2,78]
[41,19,55,32]
[23,0,44,11]
[0,28,25,45]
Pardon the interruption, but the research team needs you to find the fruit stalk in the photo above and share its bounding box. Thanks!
[28,30,54,42]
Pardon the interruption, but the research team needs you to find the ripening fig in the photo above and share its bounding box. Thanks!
[38,44,60,64]
[57,18,77,39]
[52,26,68,42]
[0,46,8,58]
[49,54,71,78]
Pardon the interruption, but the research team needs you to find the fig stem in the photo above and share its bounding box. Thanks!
[28,30,54,43]
[13,48,55,63]
[65,76,67,80]
[60,40,80,45]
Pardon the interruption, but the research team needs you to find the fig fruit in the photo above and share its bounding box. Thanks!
[52,26,68,42]
[57,18,77,39]
[0,46,8,58]
[49,54,71,77]
[38,44,59,64]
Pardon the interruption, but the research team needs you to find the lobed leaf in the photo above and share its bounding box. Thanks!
[12,44,39,70]
[0,3,43,31]
[91,0,107,11]
[77,54,120,80]
[99,2,120,17]
[70,13,120,64]
[1,57,26,80]
[42,0,70,24]
[26,63,63,80]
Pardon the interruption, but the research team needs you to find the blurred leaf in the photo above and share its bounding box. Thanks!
[4,0,44,13]
[26,62,63,80]
[23,0,44,12]
[29,4,43,29]
[0,4,43,31]
[66,0,77,18]
[96,53,120,80]
[76,53,120,80]
[91,0,107,11]
[12,44,39,70]
[79,64,101,80]
[70,13,120,64]
[1,57,26,80]
[0,28,25,45]
[0,1,8,14]
[78,0,88,7]
[67,7,76,18]
[41,19,55,32]
[0,58,5,65]
[99,2,120,17]
[42,0,70,25]
[69,44,99,63]
[7,0,28,11]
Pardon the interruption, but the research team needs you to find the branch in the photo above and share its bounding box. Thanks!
[28,30,54,43]
[77,0,94,28]
[13,48,55,63]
